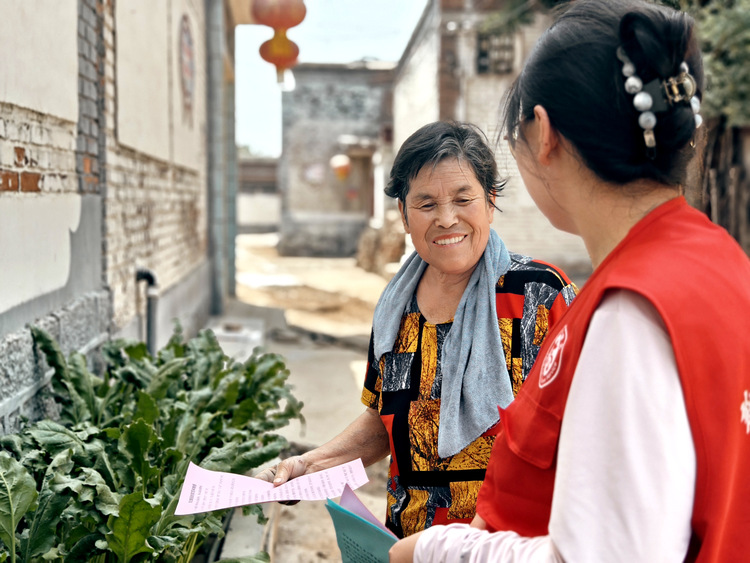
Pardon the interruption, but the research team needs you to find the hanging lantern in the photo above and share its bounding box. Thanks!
[251,0,306,29]
[258,30,299,80]
[330,154,351,181]
[252,0,307,83]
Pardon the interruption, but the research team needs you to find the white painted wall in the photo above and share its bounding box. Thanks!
[237,193,281,227]
[0,194,81,314]
[116,0,170,161]
[0,0,78,122]
[393,7,440,150]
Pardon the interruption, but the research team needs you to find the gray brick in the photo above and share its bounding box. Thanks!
[81,59,97,82]
[0,331,35,397]
[57,298,97,355]
[85,80,98,101]
[82,3,97,27]
[78,35,89,57]
[85,22,97,45]
[85,99,97,119]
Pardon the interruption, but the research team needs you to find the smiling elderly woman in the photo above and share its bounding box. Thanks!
[257,121,578,538]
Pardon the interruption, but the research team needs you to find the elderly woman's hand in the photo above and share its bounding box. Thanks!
[389,531,422,563]
[254,455,311,505]
[256,455,310,485]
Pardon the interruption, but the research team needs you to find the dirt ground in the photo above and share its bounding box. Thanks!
[235,233,388,339]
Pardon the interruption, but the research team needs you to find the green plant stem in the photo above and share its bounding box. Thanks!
[178,532,199,563]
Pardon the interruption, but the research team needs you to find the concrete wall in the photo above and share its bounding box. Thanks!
[238,193,281,231]
[237,157,279,231]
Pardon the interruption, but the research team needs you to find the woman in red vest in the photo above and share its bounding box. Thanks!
[390,0,750,561]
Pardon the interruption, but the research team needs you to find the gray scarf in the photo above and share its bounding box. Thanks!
[372,229,513,458]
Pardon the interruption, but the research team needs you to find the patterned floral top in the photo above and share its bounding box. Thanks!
[361,253,578,538]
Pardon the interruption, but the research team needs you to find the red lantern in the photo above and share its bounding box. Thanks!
[252,0,307,82]
[258,30,299,78]
[251,0,306,29]
[330,154,351,181]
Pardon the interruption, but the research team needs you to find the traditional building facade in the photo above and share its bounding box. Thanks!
[278,61,396,256]
[0,0,250,432]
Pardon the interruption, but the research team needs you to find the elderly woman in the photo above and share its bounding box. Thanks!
[259,121,577,538]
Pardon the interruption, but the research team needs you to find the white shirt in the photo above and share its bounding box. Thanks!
[415,290,695,562]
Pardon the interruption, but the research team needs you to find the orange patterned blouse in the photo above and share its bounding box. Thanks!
[361,253,577,538]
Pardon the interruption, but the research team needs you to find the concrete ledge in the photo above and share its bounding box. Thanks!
[0,290,110,434]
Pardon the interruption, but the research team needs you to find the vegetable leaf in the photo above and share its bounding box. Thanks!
[0,452,37,557]
[105,492,161,563]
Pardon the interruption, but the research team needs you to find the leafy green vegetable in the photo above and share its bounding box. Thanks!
[0,326,303,562]
[105,492,161,562]
[0,453,38,563]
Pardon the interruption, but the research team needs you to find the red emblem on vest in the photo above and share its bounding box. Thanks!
[539,326,567,388]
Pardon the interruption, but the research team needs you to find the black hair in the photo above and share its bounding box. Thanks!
[503,0,704,186]
[385,121,505,214]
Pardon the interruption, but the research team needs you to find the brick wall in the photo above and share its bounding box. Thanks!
[105,148,206,329]
[77,0,105,196]
[0,105,79,195]
[102,0,208,331]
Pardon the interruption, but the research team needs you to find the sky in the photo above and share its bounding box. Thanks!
[235,0,429,157]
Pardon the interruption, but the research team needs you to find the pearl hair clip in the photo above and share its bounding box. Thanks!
[616,46,702,153]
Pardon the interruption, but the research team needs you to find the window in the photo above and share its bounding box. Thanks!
[477,32,514,75]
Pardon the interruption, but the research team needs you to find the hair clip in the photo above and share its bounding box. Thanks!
[664,62,697,105]
[616,47,702,154]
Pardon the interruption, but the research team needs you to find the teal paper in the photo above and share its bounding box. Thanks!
[325,499,397,563]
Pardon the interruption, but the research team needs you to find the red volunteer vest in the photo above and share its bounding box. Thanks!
[477,197,750,562]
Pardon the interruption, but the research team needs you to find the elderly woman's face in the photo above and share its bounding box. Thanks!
[400,158,495,277]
